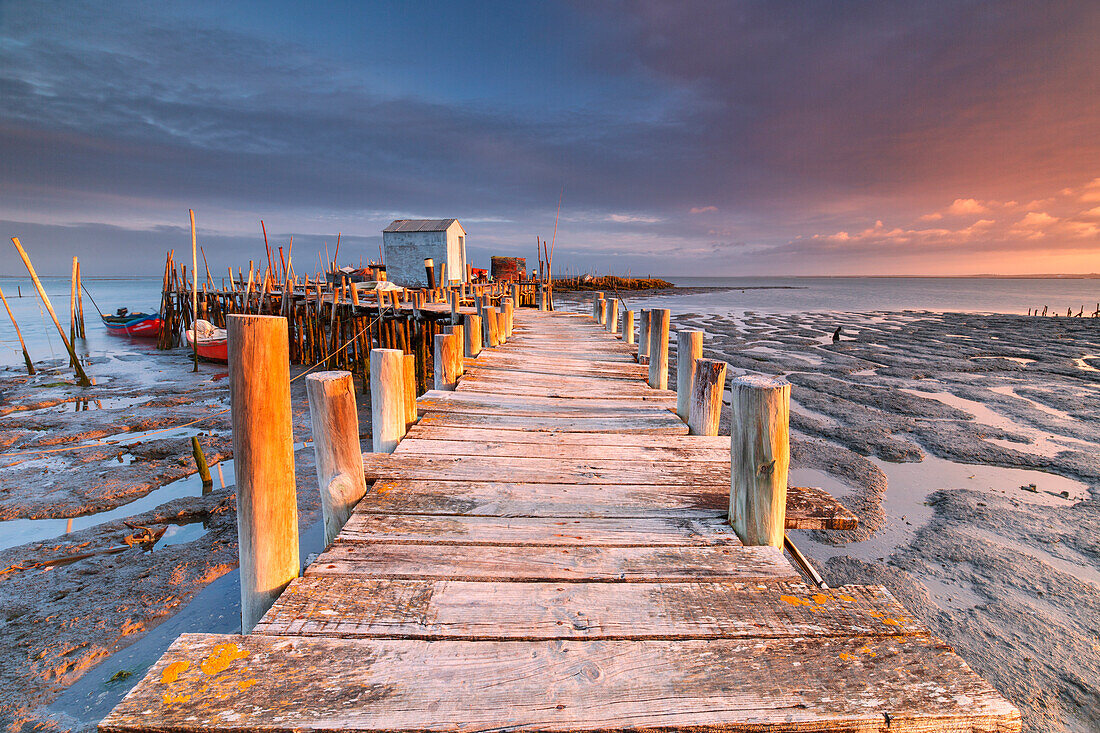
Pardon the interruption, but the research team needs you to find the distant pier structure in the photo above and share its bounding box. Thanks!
[382,219,468,287]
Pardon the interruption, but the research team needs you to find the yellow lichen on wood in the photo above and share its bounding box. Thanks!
[201,643,249,675]
[160,661,190,684]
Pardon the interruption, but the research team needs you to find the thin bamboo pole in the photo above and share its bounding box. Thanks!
[0,284,34,374]
[11,238,90,387]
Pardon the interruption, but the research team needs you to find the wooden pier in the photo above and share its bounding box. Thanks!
[102,308,1019,732]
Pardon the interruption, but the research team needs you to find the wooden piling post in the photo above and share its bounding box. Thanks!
[191,435,213,489]
[623,310,635,345]
[11,238,91,387]
[503,299,514,337]
[688,358,726,436]
[424,259,436,289]
[0,285,34,375]
[606,298,619,335]
[306,371,368,548]
[648,309,670,389]
[676,330,703,420]
[226,314,299,633]
[371,348,406,453]
[444,324,465,376]
[402,353,417,428]
[464,314,482,357]
[729,374,790,547]
[638,309,650,359]
[434,332,460,390]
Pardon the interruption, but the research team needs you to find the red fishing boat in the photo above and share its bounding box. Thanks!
[101,309,162,338]
[185,319,228,363]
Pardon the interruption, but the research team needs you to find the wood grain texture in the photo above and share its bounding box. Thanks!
[102,633,1020,733]
[355,478,856,529]
[227,315,299,633]
[308,542,796,582]
[688,358,727,436]
[306,371,368,548]
[730,374,791,547]
[254,578,927,640]
[675,330,703,420]
[370,349,406,453]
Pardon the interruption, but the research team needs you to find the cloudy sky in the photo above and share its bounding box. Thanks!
[2,0,1099,276]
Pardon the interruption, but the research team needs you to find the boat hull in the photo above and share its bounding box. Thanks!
[102,315,162,338]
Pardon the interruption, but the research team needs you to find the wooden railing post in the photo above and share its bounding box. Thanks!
[623,310,635,345]
[638,309,650,359]
[688,358,726,436]
[434,332,459,390]
[227,314,299,634]
[676,330,703,420]
[729,374,790,547]
[606,298,619,335]
[464,314,482,357]
[424,258,436,289]
[503,299,514,337]
[306,371,367,548]
[371,348,406,453]
[447,323,465,376]
[402,353,417,430]
[648,308,670,389]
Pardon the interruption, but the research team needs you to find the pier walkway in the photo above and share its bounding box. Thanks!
[103,309,1019,732]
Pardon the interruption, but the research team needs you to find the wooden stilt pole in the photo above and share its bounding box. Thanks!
[10,238,90,387]
[190,210,199,372]
[0,284,34,374]
[227,314,299,633]
[623,310,635,345]
[306,371,368,548]
[729,374,790,547]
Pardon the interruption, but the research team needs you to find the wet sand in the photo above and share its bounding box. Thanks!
[662,308,1100,733]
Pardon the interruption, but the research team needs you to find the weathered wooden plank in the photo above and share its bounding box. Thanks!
[460,358,648,380]
[254,578,926,639]
[338,513,742,546]
[415,390,677,414]
[357,477,856,530]
[403,424,730,449]
[102,633,1021,733]
[416,412,690,434]
[392,436,735,461]
[308,542,796,582]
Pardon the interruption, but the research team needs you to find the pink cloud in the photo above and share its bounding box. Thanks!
[946,198,988,215]
[689,206,718,214]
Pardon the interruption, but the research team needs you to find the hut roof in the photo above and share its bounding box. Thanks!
[383,219,459,233]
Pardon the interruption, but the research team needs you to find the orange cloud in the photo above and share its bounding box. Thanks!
[690,206,718,214]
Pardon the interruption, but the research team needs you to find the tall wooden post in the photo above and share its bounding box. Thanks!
[676,330,703,420]
[729,375,790,547]
[688,358,726,436]
[306,371,367,548]
[503,299,514,337]
[511,283,520,307]
[424,258,436,289]
[638,309,650,359]
[434,332,459,390]
[402,353,418,428]
[445,324,465,376]
[190,210,199,372]
[227,314,299,633]
[371,348,406,452]
[648,309,670,389]
[623,310,635,345]
[606,298,619,335]
[465,314,483,357]
[537,285,546,311]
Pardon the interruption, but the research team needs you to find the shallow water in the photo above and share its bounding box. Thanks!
[0,457,233,552]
